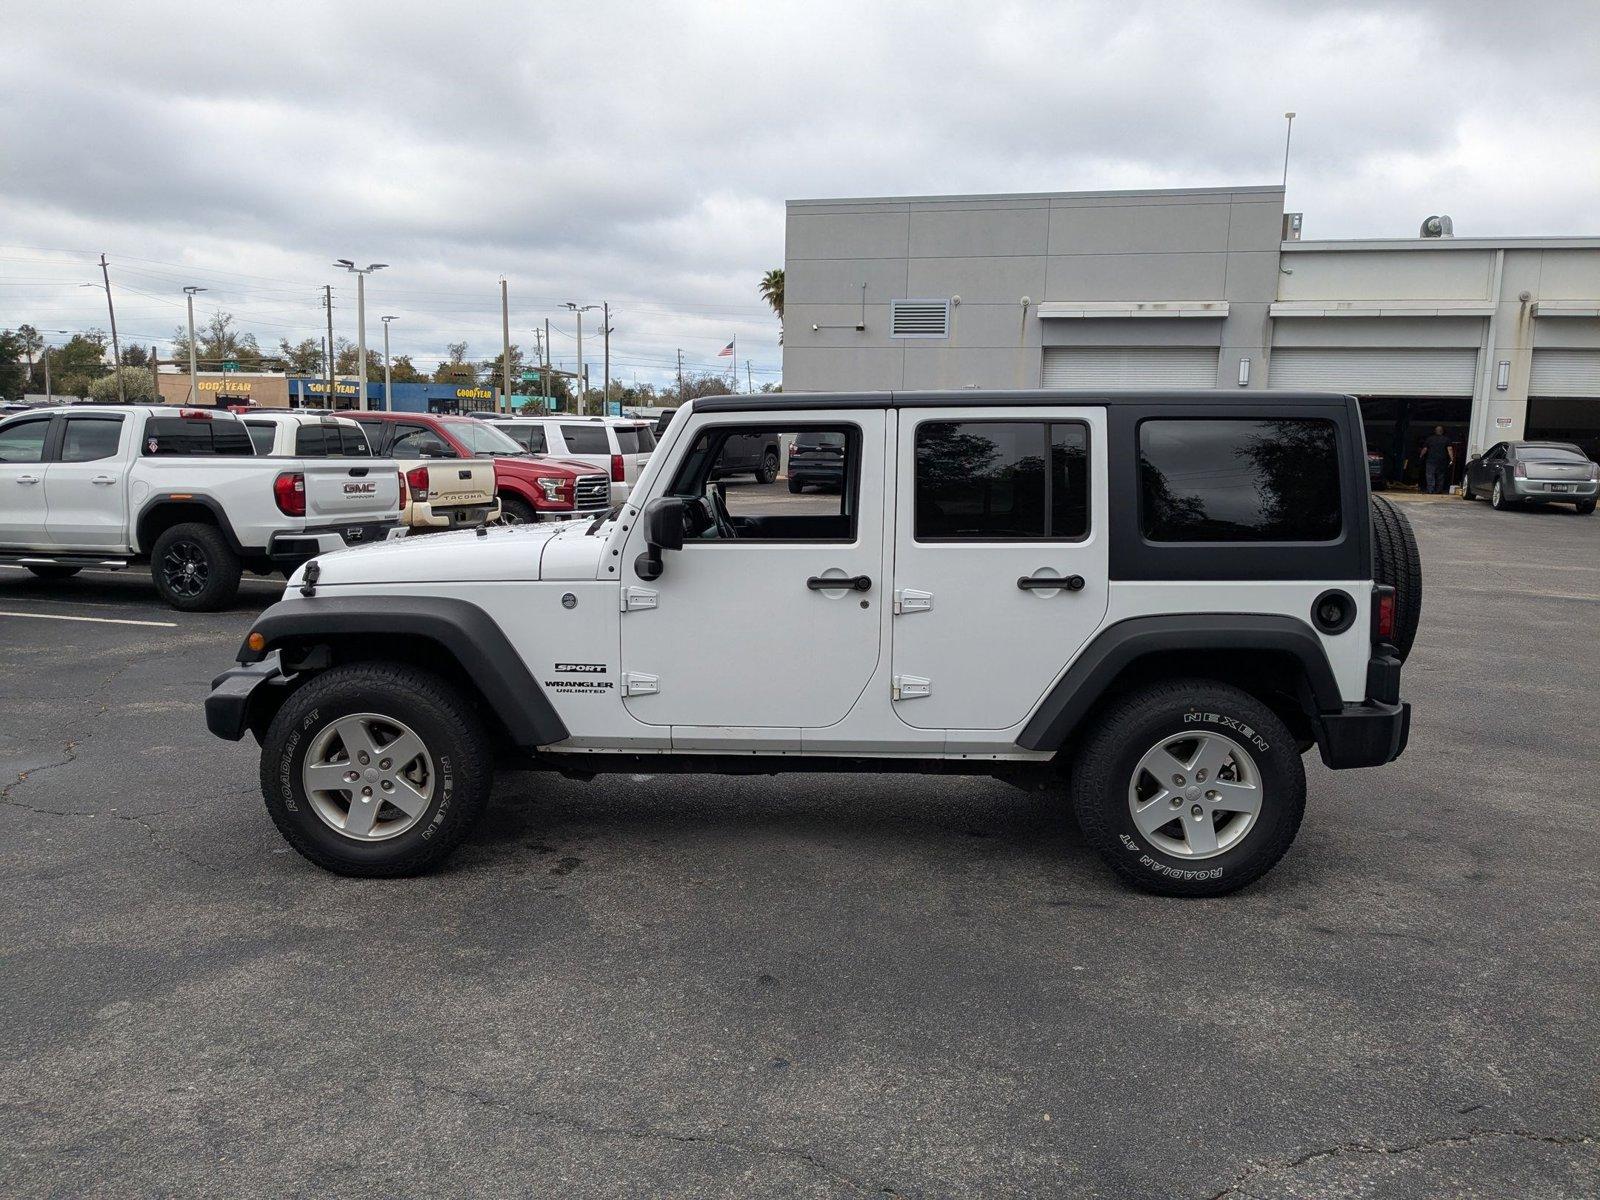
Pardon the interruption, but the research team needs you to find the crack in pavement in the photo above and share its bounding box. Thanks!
[376,1074,899,1196]
[1200,1128,1599,1199]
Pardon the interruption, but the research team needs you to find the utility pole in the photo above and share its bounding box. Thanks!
[149,345,160,403]
[544,318,552,409]
[98,254,125,403]
[335,260,387,411]
[42,345,52,403]
[322,285,334,408]
[602,301,611,413]
[564,302,597,415]
[183,285,206,405]
[746,360,753,393]
[1282,111,1296,189]
[381,315,397,412]
[677,348,684,404]
[500,278,512,414]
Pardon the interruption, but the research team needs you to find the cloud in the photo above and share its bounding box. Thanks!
[2,0,1595,386]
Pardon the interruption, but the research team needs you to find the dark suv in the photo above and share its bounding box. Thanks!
[787,431,847,493]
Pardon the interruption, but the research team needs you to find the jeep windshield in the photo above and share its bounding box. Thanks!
[442,419,528,457]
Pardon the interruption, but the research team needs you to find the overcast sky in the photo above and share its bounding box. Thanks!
[4,0,1596,391]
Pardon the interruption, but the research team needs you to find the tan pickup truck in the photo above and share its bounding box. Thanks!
[348,413,501,530]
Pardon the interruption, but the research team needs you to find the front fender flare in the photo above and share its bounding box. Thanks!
[237,595,569,749]
[1016,614,1342,751]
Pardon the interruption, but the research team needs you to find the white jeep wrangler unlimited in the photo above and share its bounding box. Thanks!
[207,390,1417,896]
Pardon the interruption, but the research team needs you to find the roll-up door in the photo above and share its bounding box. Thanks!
[1041,347,1217,388]
[1529,349,1600,397]
[1269,348,1478,396]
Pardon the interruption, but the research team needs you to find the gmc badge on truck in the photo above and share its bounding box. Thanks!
[343,482,377,495]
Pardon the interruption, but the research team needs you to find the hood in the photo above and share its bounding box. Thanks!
[288,523,562,587]
[491,454,597,480]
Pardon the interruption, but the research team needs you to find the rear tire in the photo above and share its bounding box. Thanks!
[787,478,803,494]
[499,495,538,525]
[1460,479,1475,500]
[757,451,779,484]
[1577,499,1596,515]
[150,522,241,612]
[1369,495,1421,661]
[1070,680,1306,898]
[258,662,493,877]
[1491,478,1510,510]
[25,565,81,580]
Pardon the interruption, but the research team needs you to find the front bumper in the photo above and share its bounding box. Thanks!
[205,653,288,741]
[268,522,405,566]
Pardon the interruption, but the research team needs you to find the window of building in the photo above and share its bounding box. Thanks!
[61,416,124,463]
[1138,418,1342,542]
[914,421,1088,541]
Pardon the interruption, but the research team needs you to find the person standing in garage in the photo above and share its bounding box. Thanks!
[1422,425,1455,493]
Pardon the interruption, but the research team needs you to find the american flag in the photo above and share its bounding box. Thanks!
[717,340,735,357]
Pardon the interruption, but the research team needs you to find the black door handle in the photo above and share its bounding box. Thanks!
[808,574,872,592]
[1018,574,1085,591]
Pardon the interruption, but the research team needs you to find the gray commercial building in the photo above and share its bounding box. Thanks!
[782,185,1600,479]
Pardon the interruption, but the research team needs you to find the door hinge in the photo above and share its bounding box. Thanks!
[622,672,659,697]
[892,674,932,701]
[893,588,933,615]
[621,586,658,612]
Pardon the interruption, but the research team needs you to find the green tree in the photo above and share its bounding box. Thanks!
[51,332,111,384]
[432,341,475,384]
[278,337,324,376]
[681,371,738,401]
[16,324,43,389]
[388,354,425,383]
[119,344,151,369]
[87,366,157,404]
[483,344,526,391]
[171,310,262,369]
[0,330,28,400]
[334,338,381,376]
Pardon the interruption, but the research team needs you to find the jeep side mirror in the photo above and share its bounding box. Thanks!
[635,496,686,581]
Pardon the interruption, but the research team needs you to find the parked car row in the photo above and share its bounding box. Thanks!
[0,405,657,610]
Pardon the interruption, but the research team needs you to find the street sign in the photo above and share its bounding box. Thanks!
[222,360,239,372]
[607,400,622,417]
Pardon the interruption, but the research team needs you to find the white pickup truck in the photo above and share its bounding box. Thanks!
[0,405,405,610]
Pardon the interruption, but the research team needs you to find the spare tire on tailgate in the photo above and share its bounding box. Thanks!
[1369,495,1421,661]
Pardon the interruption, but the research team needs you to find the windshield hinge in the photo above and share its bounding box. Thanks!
[892,674,932,701]
[893,588,933,615]
[622,672,660,697]
[621,586,658,612]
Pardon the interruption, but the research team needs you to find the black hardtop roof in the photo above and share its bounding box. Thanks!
[693,388,1358,413]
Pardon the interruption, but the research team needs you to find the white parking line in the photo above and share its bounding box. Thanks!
[0,610,177,628]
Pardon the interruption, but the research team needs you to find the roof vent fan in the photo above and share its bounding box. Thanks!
[1419,215,1454,238]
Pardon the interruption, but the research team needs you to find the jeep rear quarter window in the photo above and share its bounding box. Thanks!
[142,415,256,456]
[915,421,1089,540]
[1138,418,1341,542]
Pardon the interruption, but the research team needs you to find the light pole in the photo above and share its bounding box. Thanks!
[563,302,597,414]
[183,286,207,405]
[335,260,387,410]
[381,315,397,412]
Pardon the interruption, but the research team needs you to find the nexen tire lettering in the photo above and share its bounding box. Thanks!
[1183,710,1270,753]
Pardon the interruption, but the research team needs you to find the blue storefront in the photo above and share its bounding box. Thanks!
[287,380,501,414]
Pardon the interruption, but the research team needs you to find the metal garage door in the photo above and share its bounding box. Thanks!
[1269,348,1478,396]
[1529,349,1600,397]
[1041,347,1218,389]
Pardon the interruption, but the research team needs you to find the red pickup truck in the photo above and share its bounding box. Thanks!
[348,412,611,524]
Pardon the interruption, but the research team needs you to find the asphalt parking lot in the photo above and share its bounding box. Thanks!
[1,499,1596,1199]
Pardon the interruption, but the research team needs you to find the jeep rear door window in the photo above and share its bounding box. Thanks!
[142,416,256,456]
[560,424,610,454]
[914,421,1088,541]
[1139,418,1341,542]
[61,415,124,462]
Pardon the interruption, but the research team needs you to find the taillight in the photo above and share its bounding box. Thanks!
[406,465,430,503]
[397,468,408,509]
[1513,461,1527,479]
[610,453,625,482]
[273,471,306,517]
[1373,585,1397,644]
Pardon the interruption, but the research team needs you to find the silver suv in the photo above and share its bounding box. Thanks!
[482,416,655,504]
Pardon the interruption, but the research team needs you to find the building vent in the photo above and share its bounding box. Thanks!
[1282,212,1303,241]
[890,299,951,339]
[1420,215,1454,238]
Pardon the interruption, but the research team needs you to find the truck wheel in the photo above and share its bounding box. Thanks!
[1369,495,1421,661]
[26,565,81,580]
[151,522,241,612]
[499,495,538,525]
[757,451,779,484]
[258,662,493,877]
[1070,680,1306,898]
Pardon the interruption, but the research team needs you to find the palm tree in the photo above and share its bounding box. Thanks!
[758,268,784,319]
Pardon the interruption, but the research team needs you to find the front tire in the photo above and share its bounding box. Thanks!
[26,565,81,580]
[259,662,493,876]
[151,522,241,611]
[756,451,779,484]
[499,495,538,525]
[1071,680,1306,897]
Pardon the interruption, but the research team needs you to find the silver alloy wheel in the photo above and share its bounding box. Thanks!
[301,712,435,841]
[1492,479,1504,508]
[1127,730,1263,860]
